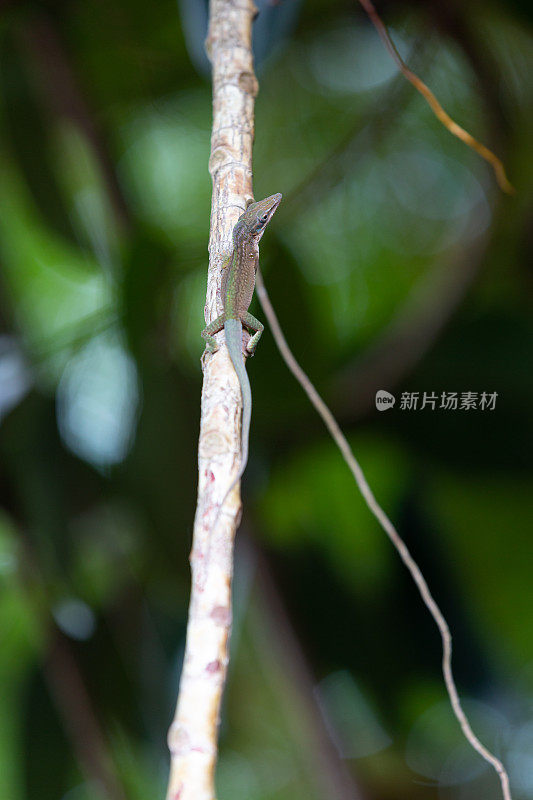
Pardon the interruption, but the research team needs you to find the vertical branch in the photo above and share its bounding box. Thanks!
[166,2,258,799]
[44,633,127,800]
[247,541,367,800]
[16,537,127,799]
[20,10,132,232]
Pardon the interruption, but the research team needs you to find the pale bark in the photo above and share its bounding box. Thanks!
[166,1,258,799]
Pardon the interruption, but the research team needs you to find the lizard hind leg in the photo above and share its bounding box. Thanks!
[201,314,227,353]
[242,312,264,355]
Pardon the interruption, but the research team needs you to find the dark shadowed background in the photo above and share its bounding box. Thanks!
[0,0,532,798]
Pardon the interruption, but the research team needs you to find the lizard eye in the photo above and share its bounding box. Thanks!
[260,213,269,224]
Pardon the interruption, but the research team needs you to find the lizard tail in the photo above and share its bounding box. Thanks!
[224,319,251,484]
[204,320,251,565]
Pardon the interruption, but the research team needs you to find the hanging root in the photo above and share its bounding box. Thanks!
[256,270,513,800]
[357,0,514,194]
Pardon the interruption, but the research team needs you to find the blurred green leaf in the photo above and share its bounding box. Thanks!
[261,434,411,595]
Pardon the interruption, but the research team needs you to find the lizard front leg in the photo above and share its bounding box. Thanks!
[201,314,226,353]
[241,312,264,355]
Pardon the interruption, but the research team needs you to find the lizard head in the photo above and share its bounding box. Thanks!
[233,193,282,244]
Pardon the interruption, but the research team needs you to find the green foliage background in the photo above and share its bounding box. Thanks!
[0,1,532,798]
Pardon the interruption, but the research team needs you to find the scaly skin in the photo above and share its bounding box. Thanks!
[201,192,282,513]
